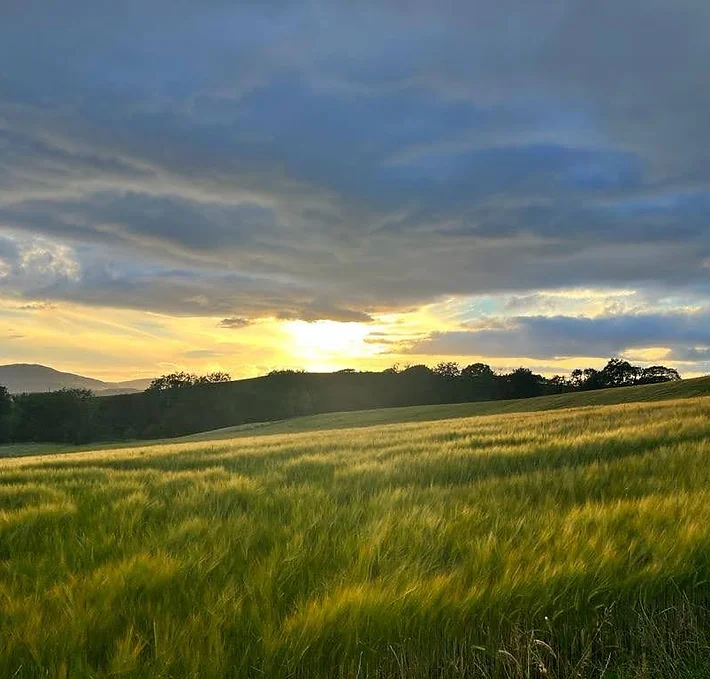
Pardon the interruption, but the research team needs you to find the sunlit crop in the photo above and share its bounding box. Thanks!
[3,397,710,677]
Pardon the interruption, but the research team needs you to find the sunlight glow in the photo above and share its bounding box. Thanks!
[284,320,377,370]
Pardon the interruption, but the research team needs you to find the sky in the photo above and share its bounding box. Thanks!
[1,0,710,381]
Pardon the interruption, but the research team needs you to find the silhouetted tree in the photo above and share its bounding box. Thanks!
[268,369,305,377]
[460,363,498,401]
[147,371,230,391]
[569,369,586,389]
[599,359,640,388]
[0,385,11,443]
[195,372,231,385]
[638,365,681,384]
[565,359,680,391]
[434,362,461,380]
[504,367,546,399]
[402,364,433,377]
[147,372,198,392]
[580,367,602,390]
[549,375,570,390]
[461,363,495,379]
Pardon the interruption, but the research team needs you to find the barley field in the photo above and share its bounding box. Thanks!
[3,396,710,677]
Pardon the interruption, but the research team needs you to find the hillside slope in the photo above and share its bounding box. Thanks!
[183,374,710,441]
[3,374,709,459]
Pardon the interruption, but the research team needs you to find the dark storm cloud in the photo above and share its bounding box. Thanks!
[1,0,710,332]
[13,255,372,322]
[410,312,710,360]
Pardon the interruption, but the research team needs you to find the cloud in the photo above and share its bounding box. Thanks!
[0,234,81,292]
[219,317,252,329]
[409,311,710,361]
[0,0,709,341]
[668,346,710,362]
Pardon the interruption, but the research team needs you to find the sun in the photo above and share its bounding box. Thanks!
[284,320,376,370]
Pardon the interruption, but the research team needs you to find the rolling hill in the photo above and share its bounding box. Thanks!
[183,373,710,441]
[0,364,153,395]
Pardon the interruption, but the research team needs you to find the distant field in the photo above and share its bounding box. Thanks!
[3,395,710,677]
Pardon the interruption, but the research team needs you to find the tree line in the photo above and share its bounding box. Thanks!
[0,359,680,445]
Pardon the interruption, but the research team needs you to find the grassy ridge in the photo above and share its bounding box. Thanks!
[185,374,710,442]
[2,397,710,676]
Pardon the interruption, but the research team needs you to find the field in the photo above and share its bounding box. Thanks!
[3,392,710,677]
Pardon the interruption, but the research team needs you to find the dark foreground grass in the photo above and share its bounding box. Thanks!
[2,397,710,677]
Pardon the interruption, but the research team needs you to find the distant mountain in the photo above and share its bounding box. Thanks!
[0,364,154,395]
